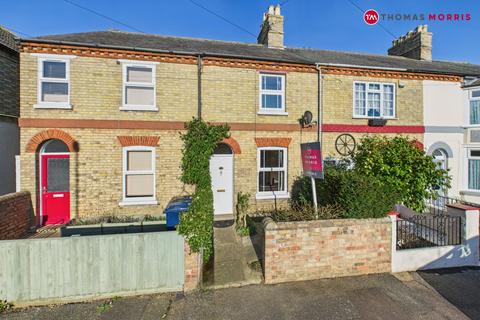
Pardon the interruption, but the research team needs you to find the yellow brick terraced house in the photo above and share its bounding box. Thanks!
[17,5,480,225]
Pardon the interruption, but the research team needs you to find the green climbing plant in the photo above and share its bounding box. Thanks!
[177,118,229,262]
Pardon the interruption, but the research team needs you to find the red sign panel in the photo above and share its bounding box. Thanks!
[301,142,323,179]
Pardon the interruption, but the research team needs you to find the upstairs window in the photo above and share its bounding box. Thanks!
[121,146,157,205]
[120,61,157,111]
[259,74,286,114]
[353,82,395,118]
[470,90,480,125]
[36,55,73,109]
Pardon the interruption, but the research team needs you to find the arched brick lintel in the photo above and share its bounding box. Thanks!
[117,136,160,147]
[26,129,78,153]
[222,137,241,154]
[255,137,292,148]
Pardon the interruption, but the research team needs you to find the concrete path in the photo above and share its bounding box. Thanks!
[204,221,262,288]
[418,267,480,319]
[3,273,467,320]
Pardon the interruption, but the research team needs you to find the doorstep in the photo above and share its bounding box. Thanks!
[214,214,235,222]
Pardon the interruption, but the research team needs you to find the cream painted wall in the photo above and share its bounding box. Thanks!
[423,80,480,202]
[423,80,466,126]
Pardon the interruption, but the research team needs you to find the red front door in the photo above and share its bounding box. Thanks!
[41,154,70,225]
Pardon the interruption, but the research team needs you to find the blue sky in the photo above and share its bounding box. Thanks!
[1,0,478,63]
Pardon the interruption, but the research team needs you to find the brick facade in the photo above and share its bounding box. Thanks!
[263,217,392,284]
[0,191,34,240]
[18,46,425,220]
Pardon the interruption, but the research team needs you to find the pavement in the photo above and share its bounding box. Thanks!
[1,272,468,320]
[419,267,480,320]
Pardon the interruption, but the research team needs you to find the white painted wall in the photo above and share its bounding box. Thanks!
[423,80,465,126]
[422,80,473,200]
[391,206,479,273]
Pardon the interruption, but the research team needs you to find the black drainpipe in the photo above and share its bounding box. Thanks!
[197,54,203,119]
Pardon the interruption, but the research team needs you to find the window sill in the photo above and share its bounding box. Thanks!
[255,192,290,200]
[257,110,288,116]
[119,200,158,206]
[459,190,480,196]
[352,116,397,120]
[119,106,158,112]
[34,103,72,110]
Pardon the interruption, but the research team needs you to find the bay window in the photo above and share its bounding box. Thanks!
[353,82,395,118]
[257,147,288,199]
[468,149,480,190]
[121,146,157,205]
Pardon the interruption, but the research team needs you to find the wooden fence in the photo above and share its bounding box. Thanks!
[0,231,184,305]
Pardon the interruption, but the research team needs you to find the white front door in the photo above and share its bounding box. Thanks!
[210,155,234,215]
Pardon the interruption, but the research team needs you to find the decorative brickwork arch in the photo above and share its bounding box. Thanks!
[222,137,241,154]
[117,136,160,147]
[26,129,78,153]
[254,137,292,148]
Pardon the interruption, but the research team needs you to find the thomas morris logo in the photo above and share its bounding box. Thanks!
[363,9,471,24]
[363,9,379,25]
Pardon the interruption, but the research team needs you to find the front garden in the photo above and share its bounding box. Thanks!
[269,136,450,223]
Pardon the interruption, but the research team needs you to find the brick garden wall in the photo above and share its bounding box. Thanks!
[183,242,201,291]
[0,191,34,240]
[263,217,392,284]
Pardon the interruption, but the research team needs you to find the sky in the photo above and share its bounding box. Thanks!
[1,0,479,64]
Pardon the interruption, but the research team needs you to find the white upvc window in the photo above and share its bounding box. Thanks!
[469,89,480,125]
[34,54,75,109]
[120,146,157,206]
[467,149,480,191]
[258,73,287,115]
[256,147,289,199]
[353,81,395,118]
[120,60,158,111]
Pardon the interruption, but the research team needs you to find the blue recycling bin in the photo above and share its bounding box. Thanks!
[165,196,192,230]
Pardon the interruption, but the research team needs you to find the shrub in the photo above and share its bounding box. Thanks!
[318,167,400,219]
[353,136,450,212]
[271,204,343,222]
[290,167,400,219]
[177,118,229,262]
[236,192,250,228]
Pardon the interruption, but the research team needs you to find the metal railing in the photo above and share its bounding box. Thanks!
[396,215,462,250]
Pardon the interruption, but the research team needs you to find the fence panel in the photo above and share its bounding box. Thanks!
[0,231,184,304]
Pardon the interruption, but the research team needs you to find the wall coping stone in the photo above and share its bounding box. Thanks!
[0,191,31,204]
[263,217,390,231]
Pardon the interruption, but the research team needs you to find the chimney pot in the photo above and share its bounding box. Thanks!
[257,4,284,49]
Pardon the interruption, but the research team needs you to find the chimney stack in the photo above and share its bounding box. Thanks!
[388,25,432,61]
[257,4,284,49]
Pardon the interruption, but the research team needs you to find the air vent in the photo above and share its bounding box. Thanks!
[470,130,480,143]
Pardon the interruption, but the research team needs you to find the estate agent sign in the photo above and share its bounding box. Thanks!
[301,142,323,179]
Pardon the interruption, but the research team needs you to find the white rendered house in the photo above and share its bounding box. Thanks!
[423,78,480,203]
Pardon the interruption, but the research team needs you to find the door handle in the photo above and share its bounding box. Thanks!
[217,189,225,192]
[53,194,64,198]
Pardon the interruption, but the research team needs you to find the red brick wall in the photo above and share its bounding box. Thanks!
[184,241,201,291]
[0,191,34,240]
[263,217,391,284]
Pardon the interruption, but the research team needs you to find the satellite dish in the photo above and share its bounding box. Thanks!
[303,111,313,125]
[299,110,316,128]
